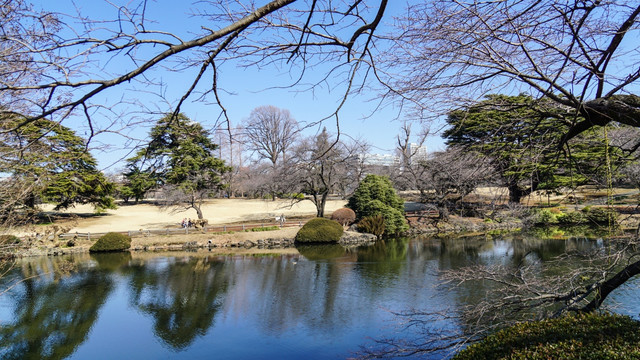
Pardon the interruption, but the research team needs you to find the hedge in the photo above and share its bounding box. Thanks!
[454,312,640,360]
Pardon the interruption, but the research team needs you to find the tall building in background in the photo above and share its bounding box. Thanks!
[408,143,428,164]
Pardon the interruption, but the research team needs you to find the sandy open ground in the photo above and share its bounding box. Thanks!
[53,198,347,233]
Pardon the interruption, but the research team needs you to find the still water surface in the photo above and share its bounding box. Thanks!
[0,233,638,359]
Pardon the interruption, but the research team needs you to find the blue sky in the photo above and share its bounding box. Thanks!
[33,0,446,171]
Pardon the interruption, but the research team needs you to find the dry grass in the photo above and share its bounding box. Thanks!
[41,198,347,233]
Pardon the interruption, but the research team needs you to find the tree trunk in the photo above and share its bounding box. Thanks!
[194,205,204,219]
[508,184,523,204]
[316,192,328,217]
[25,193,36,209]
[580,259,640,312]
[563,95,640,143]
[506,174,540,204]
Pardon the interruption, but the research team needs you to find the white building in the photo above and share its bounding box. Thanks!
[360,153,399,167]
[408,143,428,163]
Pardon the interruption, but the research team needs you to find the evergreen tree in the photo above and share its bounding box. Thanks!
[444,94,622,203]
[119,166,156,204]
[0,116,115,217]
[347,175,408,235]
[127,113,230,219]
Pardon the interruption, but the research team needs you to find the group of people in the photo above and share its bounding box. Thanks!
[181,218,193,228]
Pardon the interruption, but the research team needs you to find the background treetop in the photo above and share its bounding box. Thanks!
[386,0,640,143]
[1,0,639,168]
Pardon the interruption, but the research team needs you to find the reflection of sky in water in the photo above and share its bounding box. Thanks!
[478,240,510,259]
[606,276,640,320]
[0,235,638,359]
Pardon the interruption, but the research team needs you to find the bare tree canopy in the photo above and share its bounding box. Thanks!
[386,1,640,142]
[3,0,640,149]
[243,105,298,165]
[0,0,391,143]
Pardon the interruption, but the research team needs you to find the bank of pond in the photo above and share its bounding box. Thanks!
[0,228,639,359]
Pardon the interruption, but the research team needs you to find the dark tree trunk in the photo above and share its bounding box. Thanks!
[563,95,640,143]
[507,178,538,204]
[25,193,36,209]
[507,183,524,204]
[580,259,640,312]
[315,191,328,217]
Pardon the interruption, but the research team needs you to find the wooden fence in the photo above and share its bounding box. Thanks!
[59,221,306,241]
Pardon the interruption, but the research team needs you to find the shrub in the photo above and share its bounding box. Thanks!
[532,208,559,225]
[557,210,587,224]
[330,208,356,226]
[583,207,618,225]
[0,234,20,245]
[246,226,280,232]
[347,175,408,235]
[295,218,343,243]
[453,313,640,360]
[358,215,385,238]
[89,232,132,252]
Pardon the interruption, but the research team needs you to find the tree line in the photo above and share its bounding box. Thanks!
[4,94,639,226]
[1,0,640,357]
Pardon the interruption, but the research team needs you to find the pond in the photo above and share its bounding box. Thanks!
[1,231,639,359]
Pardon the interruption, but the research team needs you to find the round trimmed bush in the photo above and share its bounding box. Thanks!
[330,208,356,226]
[89,232,132,252]
[453,312,640,360]
[295,218,343,243]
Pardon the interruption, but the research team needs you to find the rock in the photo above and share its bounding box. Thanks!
[243,240,255,248]
[183,241,198,249]
[339,231,377,245]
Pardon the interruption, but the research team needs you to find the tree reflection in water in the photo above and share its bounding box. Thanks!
[0,229,636,360]
[0,253,125,360]
[123,256,230,350]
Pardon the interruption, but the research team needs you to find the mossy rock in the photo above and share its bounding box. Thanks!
[453,312,640,360]
[295,218,343,243]
[89,232,132,252]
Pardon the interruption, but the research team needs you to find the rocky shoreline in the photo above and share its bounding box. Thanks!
[405,218,523,236]
[12,218,528,258]
[14,229,377,257]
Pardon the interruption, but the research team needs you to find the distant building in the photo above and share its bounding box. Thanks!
[408,143,428,163]
[360,153,399,167]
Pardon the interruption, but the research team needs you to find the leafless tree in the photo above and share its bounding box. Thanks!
[0,0,391,139]
[239,160,298,200]
[386,1,640,143]
[213,125,245,197]
[293,128,365,217]
[242,106,298,166]
[416,147,493,218]
[389,121,430,191]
